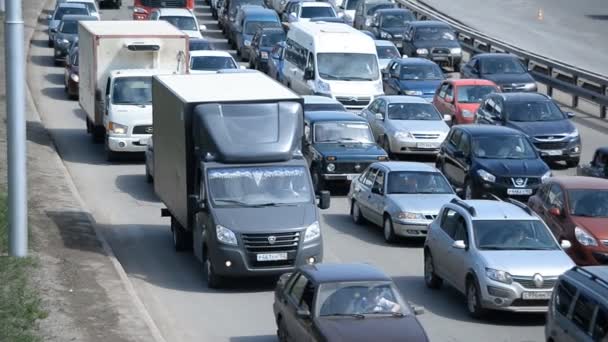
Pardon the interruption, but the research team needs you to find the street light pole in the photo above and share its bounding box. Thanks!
[4,0,27,256]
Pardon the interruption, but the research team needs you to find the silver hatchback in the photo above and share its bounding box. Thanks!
[423,198,575,318]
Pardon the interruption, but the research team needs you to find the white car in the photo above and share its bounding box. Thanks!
[189,51,240,73]
[374,40,400,70]
[149,8,206,39]
[65,0,99,19]
[287,2,338,23]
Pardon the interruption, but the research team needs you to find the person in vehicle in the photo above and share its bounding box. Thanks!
[357,286,401,313]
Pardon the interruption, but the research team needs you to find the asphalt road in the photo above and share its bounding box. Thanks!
[27,1,608,341]
[419,0,608,76]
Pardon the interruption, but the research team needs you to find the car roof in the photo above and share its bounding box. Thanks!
[563,266,608,299]
[375,8,411,14]
[373,161,439,172]
[60,14,96,21]
[156,8,195,16]
[57,2,87,8]
[473,53,519,60]
[242,6,277,16]
[448,79,498,86]
[457,124,523,136]
[497,92,550,102]
[301,1,333,6]
[302,95,341,104]
[299,263,392,284]
[376,95,429,104]
[550,176,608,190]
[374,39,396,47]
[460,200,538,220]
[392,57,438,66]
[190,50,233,57]
[409,20,451,28]
[305,111,367,122]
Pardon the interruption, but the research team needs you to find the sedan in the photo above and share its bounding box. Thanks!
[47,3,90,46]
[382,58,445,101]
[302,95,346,112]
[189,51,239,73]
[274,263,428,342]
[349,162,457,242]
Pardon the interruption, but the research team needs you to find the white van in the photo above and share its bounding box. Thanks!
[282,21,384,111]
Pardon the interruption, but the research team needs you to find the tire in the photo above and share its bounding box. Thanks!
[566,158,580,168]
[381,135,394,159]
[92,125,104,144]
[424,251,443,289]
[383,216,397,243]
[312,171,324,193]
[171,217,191,252]
[145,164,153,183]
[48,39,53,47]
[204,252,223,289]
[466,278,487,319]
[351,200,364,224]
[277,318,288,342]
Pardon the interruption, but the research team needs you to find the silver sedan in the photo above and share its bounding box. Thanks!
[348,161,457,243]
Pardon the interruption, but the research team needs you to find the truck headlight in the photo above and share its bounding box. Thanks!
[304,221,320,242]
[477,169,496,183]
[70,74,79,82]
[486,268,512,284]
[260,51,269,59]
[395,131,413,140]
[450,47,462,54]
[314,79,331,94]
[397,212,424,220]
[416,48,428,55]
[216,225,238,246]
[108,122,128,135]
[326,163,335,172]
[244,40,251,47]
[523,82,537,91]
[575,226,597,246]
[379,31,391,39]
[541,171,552,183]
[404,90,422,96]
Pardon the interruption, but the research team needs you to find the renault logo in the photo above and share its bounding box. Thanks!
[267,236,277,245]
[533,274,544,288]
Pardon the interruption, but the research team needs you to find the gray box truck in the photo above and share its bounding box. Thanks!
[152,71,330,288]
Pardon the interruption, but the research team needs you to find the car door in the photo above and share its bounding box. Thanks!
[442,83,457,118]
[431,208,460,281]
[451,131,471,188]
[364,99,381,138]
[543,184,567,240]
[283,274,315,342]
[368,168,386,226]
[444,216,470,292]
[441,128,462,185]
[371,99,387,139]
[386,63,401,95]
[357,167,378,221]
[303,121,314,165]
[433,81,449,115]
[528,182,550,218]
[401,26,415,56]
[547,279,578,342]
[566,291,598,342]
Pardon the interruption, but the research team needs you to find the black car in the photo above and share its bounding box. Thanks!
[460,53,537,92]
[368,8,415,49]
[435,125,551,200]
[475,92,580,167]
[273,263,429,342]
[304,111,388,192]
[189,38,214,51]
[248,27,285,72]
[400,21,462,71]
[577,146,608,179]
[545,266,608,342]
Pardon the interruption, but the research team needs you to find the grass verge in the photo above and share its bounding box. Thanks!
[0,193,46,342]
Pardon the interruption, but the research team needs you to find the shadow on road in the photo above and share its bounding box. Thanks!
[115,174,160,203]
[41,85,68,101]
[45,72,64,86]
[230,335,277,342]
[47,210,104,254]
[30,54,54,67]
[31,38,49,48]
[27,120,54,148]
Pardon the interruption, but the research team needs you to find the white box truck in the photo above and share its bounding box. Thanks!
[78,20,189,153]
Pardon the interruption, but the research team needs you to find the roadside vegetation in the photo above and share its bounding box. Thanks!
[0,193,46,342]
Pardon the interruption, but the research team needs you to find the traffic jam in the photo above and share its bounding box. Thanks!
[46,0,608,339]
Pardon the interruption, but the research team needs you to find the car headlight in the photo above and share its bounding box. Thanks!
[70,74,79,82]
[365,18,372,26]
[403,90,423,96]
[486,268,512,284]
[57,38,69,45]
[566,129,579,138]
[450,47,462,54]
[541,171,552,183]
[477,169,496,183]
[216,225,238,246]
[314,79,331,94]
[523,82,537,91]
[379,31,391,39]
[398,212,425,220]
[260,51,269,59]
[133,7,148,13]
[394,131,414,140]
[462,109,474,118]
[574,226,597,246]
[108,122,128,134]
[416,48,428,55]
[304,221,321,242]
[244,40,251,47]
[326,163,335,172]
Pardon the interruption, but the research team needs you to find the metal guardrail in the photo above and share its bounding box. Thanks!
[395,0,608,119]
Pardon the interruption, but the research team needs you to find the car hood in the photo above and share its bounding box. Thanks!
[213,205,316,233]
[315,316,428,342]
[388,193,456,213]
[479,250,574,277]
[480,73,535,86]
[413,40,460,49]
[326,80,383,97]
[475,158,549,177]
[380,27,406,37]
[455,102,481,114]
[506,120,576,137]
[398,80,442,95]
[313,143,386,159]
[571,216,608,240]
[387,119,449,134]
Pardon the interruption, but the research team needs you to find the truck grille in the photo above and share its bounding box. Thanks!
[512,276,557,289]
[333,162,370,174]
[141,0,186,7]
[133,125,153,134]
[412,133,440,140]
[242,232,300,253]
[335,96,371,107]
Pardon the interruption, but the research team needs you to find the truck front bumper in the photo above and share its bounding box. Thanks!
[322,173,359,181]
[107,135,150,152]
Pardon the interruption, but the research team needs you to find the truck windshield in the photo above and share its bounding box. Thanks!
[111,77,152,105]
[314,121,374,143]
[317,53,379,81]
[160,16,197,31]
[208,166,313,207]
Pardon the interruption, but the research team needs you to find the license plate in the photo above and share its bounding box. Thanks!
[542,150,562,156]
[256,253,287,262]
[507,188,533,195]
[522,291,552,300]
[417,142,439,149]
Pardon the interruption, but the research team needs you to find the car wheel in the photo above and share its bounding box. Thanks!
[424,251,443,289]
[351,200,363,224]
[566,158,580,168]
[204,252,223,289]
[382,135,394,159]
[171,217,191,252]
[277,317,288,342]
[466,278,487,319]
[383,216,397,243]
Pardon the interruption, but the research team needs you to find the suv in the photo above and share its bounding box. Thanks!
[400,21,462,72]
[424,198,575,318]
[546,266,608,342]
[475,92,580,167]
[435,125,551,200]
[460,53,537,92]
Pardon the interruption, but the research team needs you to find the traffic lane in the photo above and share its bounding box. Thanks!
[418,0,608,76]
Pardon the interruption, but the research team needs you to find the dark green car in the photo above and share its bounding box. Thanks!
[303,111,388,192]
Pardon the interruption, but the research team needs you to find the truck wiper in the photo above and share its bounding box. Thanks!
[252,202,298,207]
[321,313,365,319]
[214,199,254,206]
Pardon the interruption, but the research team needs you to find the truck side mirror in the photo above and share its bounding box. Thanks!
[304,67,314,80]
[190,194,206,212]
[317,190,330,209]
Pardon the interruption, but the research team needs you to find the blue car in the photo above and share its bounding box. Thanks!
[248,26,285,72]
[233,7,281,62]
[267,41,286,83]
[382,57,445,102]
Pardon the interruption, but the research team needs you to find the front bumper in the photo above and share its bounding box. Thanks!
[388,136,445,155]
[569,243,608,266]
[473,176,541,201]
[533,139,581,162]
[132,13,149,20]
[479,278,554,313]
[392,219,431,237]
[107,135,150,152]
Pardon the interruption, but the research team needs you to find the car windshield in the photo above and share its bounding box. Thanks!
[55,7,88,20]
[376,45,400,59]
[414,27,455,41]
[189,40,213,50]
[387,171,453,194]
[506,100,566,122]
[207,166,313,207]
[190,56,237,70]
[71,2,96,13]
[456,85,497,103]
[317,281,409,317]
[345,0,361,10]
[318,53,379,81]
[160,16,197,31]
[474,220,559,250]
[301,6,336,18]
[568,190,608,217]
[111,76,152,105]
[261,31,285,46]
[481,58,526,74]
[387,103,442,120]
[314,121,374,143]
[245,21,281,35]
[400,64,443,80]
[304,103,346,112]
[380,13,414,27]
[472,135,537,159]
[60,21,78,33]
[366,3,393,15]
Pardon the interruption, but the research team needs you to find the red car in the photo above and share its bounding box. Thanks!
[528,176,608,266]
[432,79,500,125]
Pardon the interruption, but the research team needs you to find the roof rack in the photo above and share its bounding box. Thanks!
[505,198,533,215]
[450,198,476,217]
[574,267,608,290]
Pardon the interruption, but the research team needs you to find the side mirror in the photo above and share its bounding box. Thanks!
[566,111,575,118]
[402,54,408,58]
[452,240,466,249]
[371,186,383,195]
[296,308,311,319]
[443,114,452,122]
[548,207,562,217]
[374,113,384,121]
[199,24,207,31]
[453,150,465,158]
[317,190,330,209]
[239,65,246,69]
[289,12,297,22]
[304,68,314,80]
[560,240,572,250]
[445,95,454,103]
[471,68,479,75]
[278,272,292,286]
[190,194,206,212]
